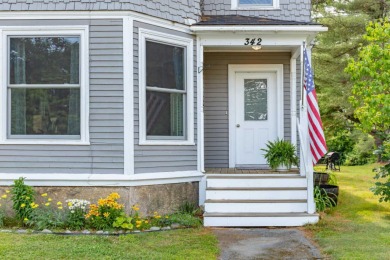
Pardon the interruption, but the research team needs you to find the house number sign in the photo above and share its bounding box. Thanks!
[244,38,262,46]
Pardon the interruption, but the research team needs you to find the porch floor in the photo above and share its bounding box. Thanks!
[205,168,299,174]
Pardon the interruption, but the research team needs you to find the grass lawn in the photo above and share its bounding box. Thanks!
[0,228,219,259]
[305,164,390,259]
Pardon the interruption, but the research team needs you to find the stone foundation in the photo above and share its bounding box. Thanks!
[0,182,199,216]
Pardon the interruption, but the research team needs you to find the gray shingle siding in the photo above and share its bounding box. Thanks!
[0,19,125,174]
[0,0,202,25]
[133,21,198,174]
[202,0,311,22]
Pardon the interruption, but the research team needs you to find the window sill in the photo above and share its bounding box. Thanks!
[0,139,90,146]
[139,139,195,146]
[231,7,281,10]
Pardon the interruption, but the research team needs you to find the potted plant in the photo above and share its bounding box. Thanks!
[261,138,299,171]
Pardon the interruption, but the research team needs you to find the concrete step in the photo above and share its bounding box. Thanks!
[207,176,307,188]
[204,199,307,213]
[203,212,319,227]
[206,187,307,200]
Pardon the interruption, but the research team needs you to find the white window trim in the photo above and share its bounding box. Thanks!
[138,28,194,146]
[0,26,90,145]
[231,0,280,10]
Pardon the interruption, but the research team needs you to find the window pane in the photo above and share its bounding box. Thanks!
[240,0,273,5]
[244,79,267,121]
[10,37,80,85]
[146,91,184,137]
[146,41,185,90]
[10,88,80,136]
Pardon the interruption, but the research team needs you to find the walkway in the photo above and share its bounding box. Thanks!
[213,228,323,260]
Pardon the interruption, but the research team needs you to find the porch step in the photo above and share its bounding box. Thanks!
[206,187,307,200]
[203,212,319,227]
[205,199,307,213]
[203,174,315,227]
[207,175,306,188]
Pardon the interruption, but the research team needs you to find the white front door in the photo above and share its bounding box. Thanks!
[234,72,278,167]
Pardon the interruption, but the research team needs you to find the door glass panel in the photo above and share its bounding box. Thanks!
[244,79,267,121]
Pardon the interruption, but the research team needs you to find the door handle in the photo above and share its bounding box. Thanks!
[236,124,240,128]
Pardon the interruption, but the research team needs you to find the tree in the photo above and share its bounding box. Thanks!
[312,0,389,161]
[345,18,390,202]
[345,18,390,136]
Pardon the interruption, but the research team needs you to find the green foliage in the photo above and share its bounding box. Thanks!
[261,139,298,170]
[0,209,4,228]
[113,213,134,230]
[314,186,336,212]
[346,18,390,134]
[165,213,203,228]
[28,206,66,230]
[370,163,390,202]
[10,178,35,222]
[177,201,201,216]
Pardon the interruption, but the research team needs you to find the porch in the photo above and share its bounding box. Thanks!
[205,168,299,174]
[193,20,326,227]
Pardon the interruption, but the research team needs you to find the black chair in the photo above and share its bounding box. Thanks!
[325,152,341,171]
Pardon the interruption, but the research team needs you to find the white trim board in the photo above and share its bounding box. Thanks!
[228,64,284,168]
[0,171,204,187]
[123,17,134,175]
[231,0,280,10]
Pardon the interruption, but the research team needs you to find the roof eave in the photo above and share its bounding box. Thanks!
[191,25,328,33]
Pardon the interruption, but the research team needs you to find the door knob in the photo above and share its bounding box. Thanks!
[236,124,240,127]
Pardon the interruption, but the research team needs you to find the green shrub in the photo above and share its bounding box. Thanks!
[371,163,390,203]
[177,201,201,216]
[11,178,35,223]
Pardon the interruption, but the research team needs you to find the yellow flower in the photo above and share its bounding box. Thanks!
[1,195,7,199]
[45,202,50,207]
[165,216,169,219]
[132,204,140,211]
[48,198,52,202]
[136,220,142,225]
[136,225,141,228]
[109,192,120,200]
[24,218,28,222]
[154,215,161,219]
[25,196,30,200]
[5,190,10,194]
[57,201,62,205]
[103,212,110,218]
[20,203,26,208]
[145,220,149,224]
[68,202,72,207]
[41,193,48,197]
[58,206,63,210]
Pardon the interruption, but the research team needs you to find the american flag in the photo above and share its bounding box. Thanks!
[304,48,327,164]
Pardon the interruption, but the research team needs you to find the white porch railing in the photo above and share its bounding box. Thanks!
[297,107,316,214]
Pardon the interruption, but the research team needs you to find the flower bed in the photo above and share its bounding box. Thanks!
[0,178,202,233]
